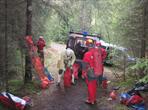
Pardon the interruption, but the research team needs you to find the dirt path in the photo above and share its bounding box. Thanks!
[31,42,126,110]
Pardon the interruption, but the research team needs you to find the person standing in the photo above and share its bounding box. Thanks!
[82,39,103,105]
[57,48,76,87]
[37,36,46,66]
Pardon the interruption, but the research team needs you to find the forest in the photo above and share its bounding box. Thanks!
[0,0,148,110]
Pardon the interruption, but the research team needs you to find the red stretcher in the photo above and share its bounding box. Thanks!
[0,92,30,110]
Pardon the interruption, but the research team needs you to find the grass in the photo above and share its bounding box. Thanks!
[114,103,128,110]
[8,80,23,94]
[8,79,41,96]
[111,77,136,90]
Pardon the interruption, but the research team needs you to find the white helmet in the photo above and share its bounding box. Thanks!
[66,48,72,57]
[39,36,43,39]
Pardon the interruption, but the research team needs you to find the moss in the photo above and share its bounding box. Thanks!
[24,82,41,94]
[8,80,41,96]
[8,80,24,95]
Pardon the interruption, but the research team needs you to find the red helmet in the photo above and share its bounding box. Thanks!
[96,42,101,47]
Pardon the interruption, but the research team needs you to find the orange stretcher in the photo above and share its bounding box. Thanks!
[25,36,51,89]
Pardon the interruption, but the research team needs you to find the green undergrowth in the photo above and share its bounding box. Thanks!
[114,103,128,110]
[112,76,136,90]
[8,80,41,96]
[112,74,148,92]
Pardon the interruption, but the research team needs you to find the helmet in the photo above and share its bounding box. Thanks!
[39,36,43,39]
[86,39,94,47]
[66,48,72,57]
[96,42,101,47]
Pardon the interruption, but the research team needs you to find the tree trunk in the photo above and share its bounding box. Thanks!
[79,1,91,32]
[4,0,9,91]
[140,0,147,58]
[139,0,148,77]
[25,0,32,83]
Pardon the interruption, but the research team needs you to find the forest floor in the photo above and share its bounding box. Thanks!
[30,42,129,110]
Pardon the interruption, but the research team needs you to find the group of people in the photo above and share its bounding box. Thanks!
[57,38,107,105]
[36,36,107,105]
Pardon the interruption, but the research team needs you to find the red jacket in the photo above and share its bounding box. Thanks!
[37,38,46,50]
[83,48,104,76]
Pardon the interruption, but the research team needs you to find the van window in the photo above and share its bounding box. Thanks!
[67,37,75,49]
